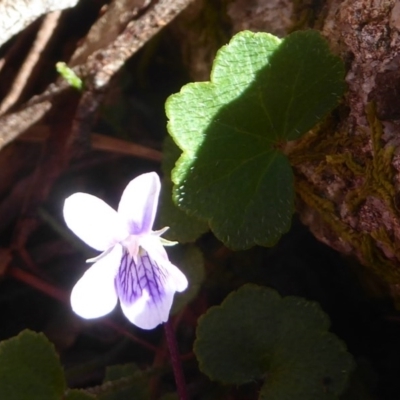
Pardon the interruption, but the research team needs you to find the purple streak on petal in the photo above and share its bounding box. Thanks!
[116,246,186,329]
[115,248,167,307]
[118,172,161,235]
[141,236,188,293]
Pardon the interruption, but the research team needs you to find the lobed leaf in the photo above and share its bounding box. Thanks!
[157,136,209,243]
[0,330,65,400]
[194,285,354,399]
[166,30,345,249]
[98,363,150,400]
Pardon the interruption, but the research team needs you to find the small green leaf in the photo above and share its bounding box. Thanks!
[0,330,66,400]
[157,136,209,243]
[168,244,205,314]
[194,285,354,399]
[56,62,83,90]
[166,30,345,249]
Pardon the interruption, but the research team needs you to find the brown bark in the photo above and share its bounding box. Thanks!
[228,0,400,293]
[296,0,400,290]
[0,0,79,47]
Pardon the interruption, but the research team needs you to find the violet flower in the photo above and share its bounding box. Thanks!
[63,172,188,330]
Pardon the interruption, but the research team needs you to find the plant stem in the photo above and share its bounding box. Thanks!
[164,320,188,400]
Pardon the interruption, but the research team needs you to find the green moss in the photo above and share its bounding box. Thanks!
[291,104,400,283]
[366,103,396,204]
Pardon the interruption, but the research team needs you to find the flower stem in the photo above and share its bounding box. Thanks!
[164,321,188,400]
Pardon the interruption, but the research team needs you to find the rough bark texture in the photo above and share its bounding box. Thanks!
[228,0,293,37]
[296,0,400,289]
[228,0,400,293]
[0,0,79,46]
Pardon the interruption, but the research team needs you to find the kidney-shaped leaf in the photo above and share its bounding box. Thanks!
[194,285,354,400]
[0,330,65,400]
[166,30,345,249]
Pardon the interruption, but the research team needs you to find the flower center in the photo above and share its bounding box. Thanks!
[121,234,141,260]
[115,247,167,306]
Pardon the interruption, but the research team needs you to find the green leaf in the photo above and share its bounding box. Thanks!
[65,389,97,400]
[104,363,140,382]
[168,244,205,314]
[194,285,354,399]
[157,136,209,243]
[98,363,150,400]
[0,330,66,400]
[56,62,83,90]
[166,30,345,249]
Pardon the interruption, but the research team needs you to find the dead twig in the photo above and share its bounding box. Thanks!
[0,101,52,149]
[69,0,195,156]
[19,125,163,162]
[8,265,158,352]
[4,0,194,257]
[0,11,62,115]
[11,90,81,253]
[0,0,194,152]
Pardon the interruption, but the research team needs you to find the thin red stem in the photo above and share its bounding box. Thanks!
[8,266,156,351]
[164,320,188,400]
[8,266,67,302]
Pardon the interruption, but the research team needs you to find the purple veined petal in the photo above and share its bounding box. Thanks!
[140,235,188,292]
[64,193,128,251]
[115,247,186,329]
[121,287,175,330]
[140,234,169,261]
[71,245,122,319]
[118,172,161,235]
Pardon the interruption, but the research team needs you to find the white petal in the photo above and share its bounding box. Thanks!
[163,261,188,292]
[140,234,169,261]
[118,172,161,235]
[120,284,175,330]
[64,193,127,251]
[141,236,188,292]
[71,245,122,319]
[117,244,187,330]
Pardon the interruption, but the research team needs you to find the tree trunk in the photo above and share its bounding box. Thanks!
[226,0,400,296]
